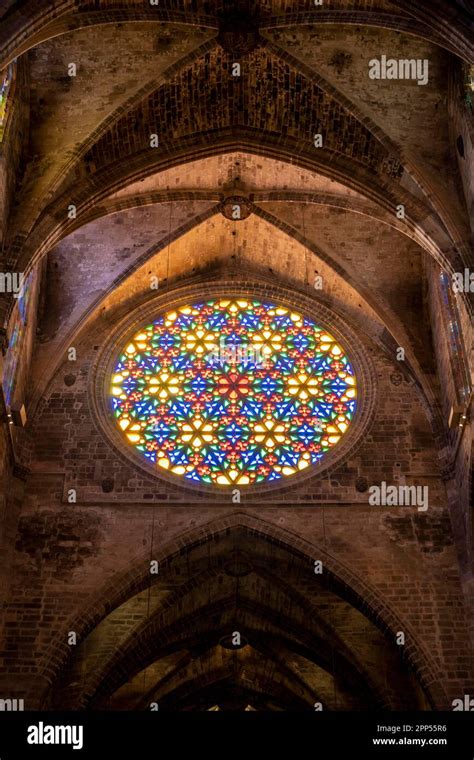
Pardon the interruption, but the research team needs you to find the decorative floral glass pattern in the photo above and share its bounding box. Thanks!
[110,298,357,486]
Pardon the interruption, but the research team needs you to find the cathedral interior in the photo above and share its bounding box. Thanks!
[0,0,473,713]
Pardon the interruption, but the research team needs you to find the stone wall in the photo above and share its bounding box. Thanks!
[0,287,470,709]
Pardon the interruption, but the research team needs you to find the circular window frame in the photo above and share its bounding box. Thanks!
[90,280,377,497]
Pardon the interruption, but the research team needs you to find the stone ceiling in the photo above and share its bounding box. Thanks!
[0,0,472,424]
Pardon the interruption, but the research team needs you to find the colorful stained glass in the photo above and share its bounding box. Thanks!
[2,272,32,406]
[0,63,14,143]
[110,298,357,486]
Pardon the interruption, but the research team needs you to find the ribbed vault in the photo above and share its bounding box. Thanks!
[46,519,435,711]
[0,0,472,717]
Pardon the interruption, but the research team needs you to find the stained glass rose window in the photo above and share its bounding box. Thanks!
[110,299,356,486]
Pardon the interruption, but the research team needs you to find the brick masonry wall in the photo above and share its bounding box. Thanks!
[0,289,471,708]
[0,0,472,713]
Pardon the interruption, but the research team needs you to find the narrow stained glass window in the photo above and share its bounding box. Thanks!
[110,298,357,486]
[3,272,32,406]
[439,271,471,406]
[0,63,14,143]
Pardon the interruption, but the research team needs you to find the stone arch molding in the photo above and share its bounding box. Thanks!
[89,277,377,497]
[25,197,439,435]
[0,1,471,71]
[37,513,447,710]
[8,138,461,289]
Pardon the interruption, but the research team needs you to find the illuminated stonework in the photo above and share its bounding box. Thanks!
[110,298,357,486]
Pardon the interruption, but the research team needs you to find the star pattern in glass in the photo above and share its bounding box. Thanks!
[110,298,357,486]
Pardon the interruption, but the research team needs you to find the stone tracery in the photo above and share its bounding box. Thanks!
[0,0,471,716]
[110,298,356,486]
